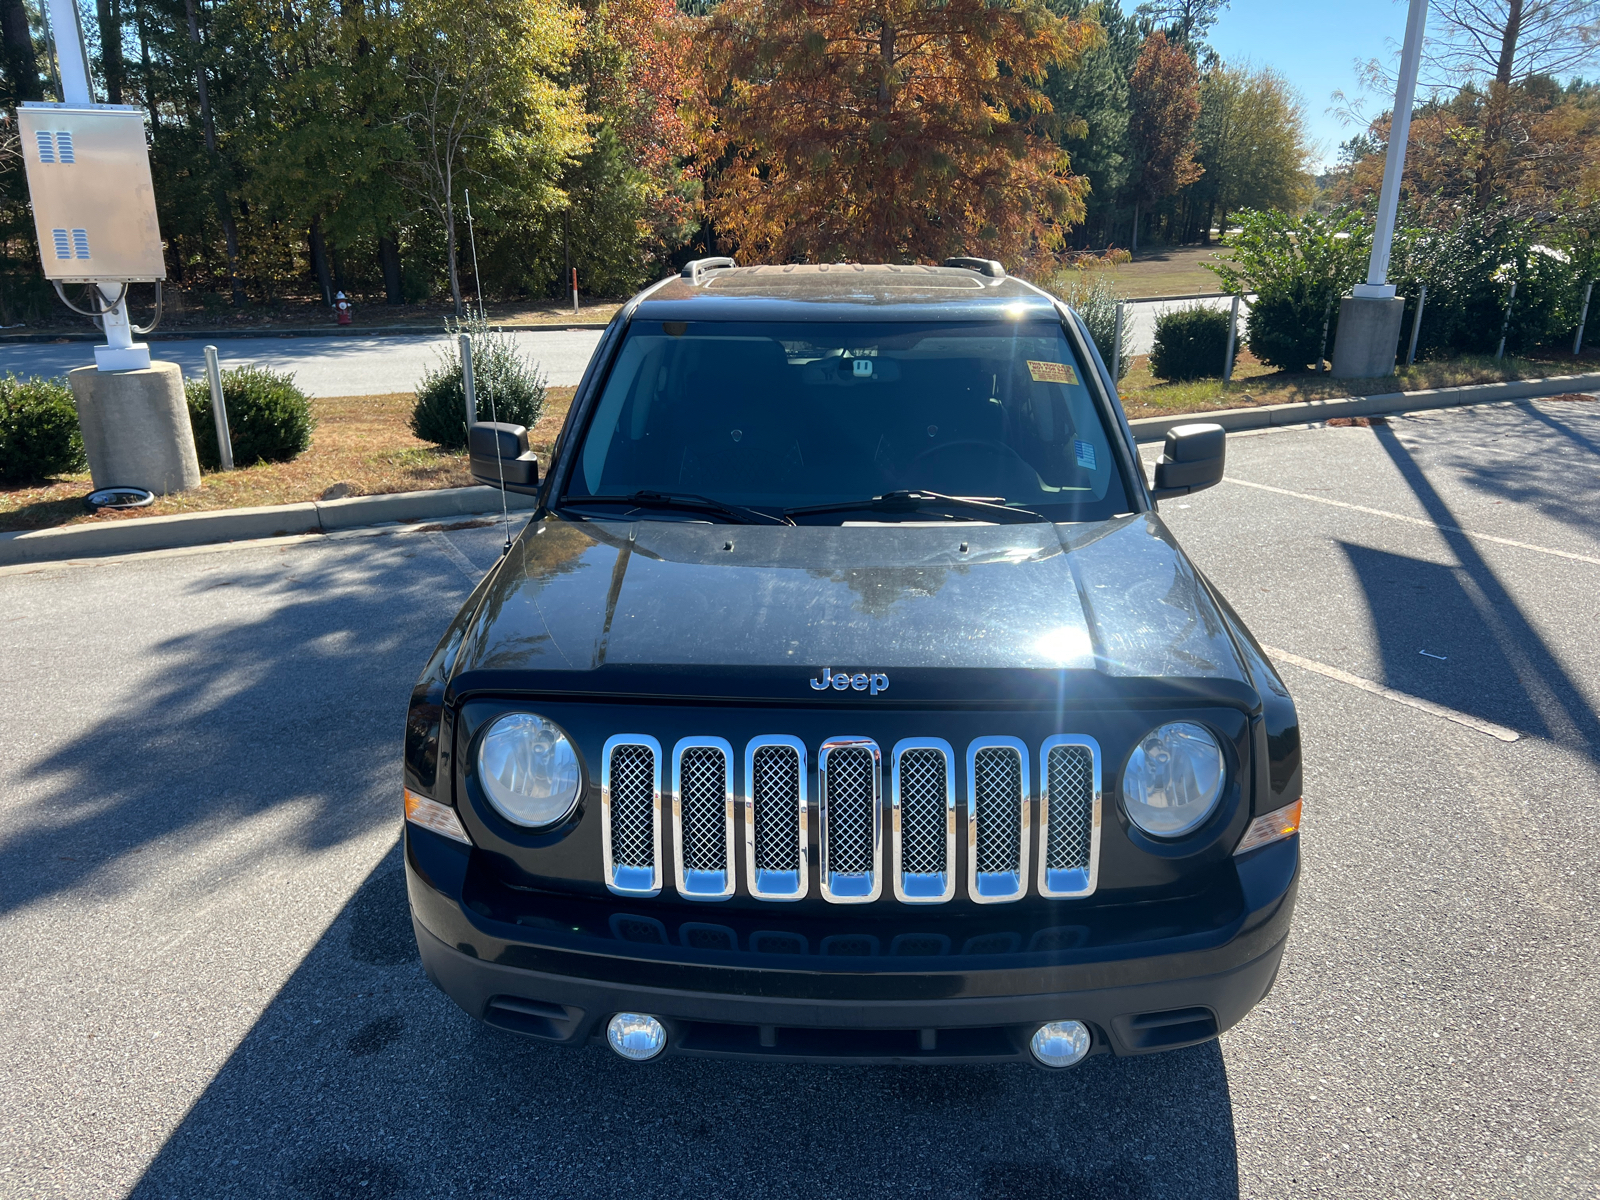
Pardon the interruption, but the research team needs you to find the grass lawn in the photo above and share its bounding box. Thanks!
[1117,348,1600,420]
[0,386,575,534]
[1047,244,1234,299]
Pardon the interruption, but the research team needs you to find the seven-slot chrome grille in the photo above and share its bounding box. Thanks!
[600,734,1099,904]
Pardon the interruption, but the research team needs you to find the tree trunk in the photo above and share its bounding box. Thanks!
[444,195,462,315]
[1202,198,1215,245]
[1,0,42,101]
[1131,201,1140,253]
[309,216,334,305]
[184,0,244,305]
[94,0,124,103]
[1495,0,1523,86]
[379,234,403,304]
[136,0,157,131]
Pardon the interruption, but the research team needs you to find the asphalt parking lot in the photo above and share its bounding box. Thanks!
[1,397,1596,1199]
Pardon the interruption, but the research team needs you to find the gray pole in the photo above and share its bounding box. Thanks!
[1496,281,1517,361]
[1356,0,1428,299]
[1223,295,1240,382]
[204,346,233,471]
[1574,281,1593,356]
[1111,300,1124,386]
[1406,284,1427,366]
[460,333,477,433]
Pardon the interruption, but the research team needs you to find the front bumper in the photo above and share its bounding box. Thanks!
[406,827,1299,1065]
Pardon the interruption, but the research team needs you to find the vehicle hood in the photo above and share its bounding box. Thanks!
[446,513,1248,690]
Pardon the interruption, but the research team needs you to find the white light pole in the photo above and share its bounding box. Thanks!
[1332,0,1429,377]
[1354,0,1429,299]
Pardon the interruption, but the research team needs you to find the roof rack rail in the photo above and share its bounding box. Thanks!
[681,257,738,285]
[943,257,1006,279]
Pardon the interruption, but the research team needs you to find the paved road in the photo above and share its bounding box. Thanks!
[1,397,1595,1199]
[0,298,1245,395]
[0,329,606,395]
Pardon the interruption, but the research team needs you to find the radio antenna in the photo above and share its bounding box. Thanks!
[465,188,486,322]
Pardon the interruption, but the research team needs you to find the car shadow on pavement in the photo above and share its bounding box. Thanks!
[1365,422,1600,760]
[129,843,1243,1200]
[0,536,475,919]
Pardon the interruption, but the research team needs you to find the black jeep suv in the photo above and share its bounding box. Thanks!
[401,258,1302,1067]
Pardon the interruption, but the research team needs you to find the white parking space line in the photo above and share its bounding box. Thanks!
[1262,643,1521,743]
[427,530,483,584]
[1225,477,1600,568]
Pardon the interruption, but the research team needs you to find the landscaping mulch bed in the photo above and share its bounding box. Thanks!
[0,387,575,534]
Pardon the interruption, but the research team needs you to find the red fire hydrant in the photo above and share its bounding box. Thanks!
[334,291,352,326]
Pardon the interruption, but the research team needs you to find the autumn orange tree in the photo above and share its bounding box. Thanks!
[690,0,1099,266]
[1126,30,1203,251]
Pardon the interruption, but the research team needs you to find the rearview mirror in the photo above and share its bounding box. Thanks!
[469,422,540,495]
[1151,423,1225,501]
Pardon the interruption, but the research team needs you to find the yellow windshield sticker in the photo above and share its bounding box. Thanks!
[1027,360,1077,385]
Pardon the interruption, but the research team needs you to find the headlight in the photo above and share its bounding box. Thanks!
[477,713,581,828]
[1121,721,1225,837]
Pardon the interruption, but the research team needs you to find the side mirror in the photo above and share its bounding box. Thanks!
[469,421,540,495]
[1151,423,1225,500]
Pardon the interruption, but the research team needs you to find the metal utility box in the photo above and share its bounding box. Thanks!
[19,103,165,283]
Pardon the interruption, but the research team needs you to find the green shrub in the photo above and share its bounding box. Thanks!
[0,374,85,482]
[1208,208,1371,371]
[1149,305,1236,381]
[411,315,547,449]
[1390,212,1584,359]
[1046,270,1134,380]
[185,365,313,470]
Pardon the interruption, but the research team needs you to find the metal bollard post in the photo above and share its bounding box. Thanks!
[1223,294,1240,382]
[1574,281,1592,356]
[1110,300,1124,387]
[1496,281,1517,360]
[460,332,476,433]
[1406,285,1427,366]
[572,267,580,316]
[204,345,233,471]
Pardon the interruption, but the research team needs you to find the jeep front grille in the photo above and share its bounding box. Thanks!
[601,736,662,897]
[745,737,807,900]
[598,733,1099,904]
[819,738,881,903]
[892,740,954,903]
[967,738,1029,903]
[672,738,734,900]
[1038,737,1101,897]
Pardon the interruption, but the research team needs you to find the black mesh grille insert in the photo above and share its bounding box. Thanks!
[608,744,654,868]
[751,744,801,872]
[679,746,728,872]
[826,746,875,874]
[1046,744,1094,871]
[973,747,1022,874]
[898,748,948,876]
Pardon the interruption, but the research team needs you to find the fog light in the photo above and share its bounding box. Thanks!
[1030,1020,1091,1068]
[606,1012,667,1062]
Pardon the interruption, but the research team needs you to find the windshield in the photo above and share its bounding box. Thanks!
[563,319,1132,523]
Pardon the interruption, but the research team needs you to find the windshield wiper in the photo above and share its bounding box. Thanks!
[785,490,1046,524]
[559,491,793,526]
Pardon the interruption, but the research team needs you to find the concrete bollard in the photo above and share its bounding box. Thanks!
[69,361,201,494]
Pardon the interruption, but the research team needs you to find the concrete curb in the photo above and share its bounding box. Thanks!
[1128,370,1600,442]
[0,485,538,566]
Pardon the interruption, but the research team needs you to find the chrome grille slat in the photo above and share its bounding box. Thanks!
[744,736,808,901]
[892,740,954,903]
[601,736,662,897]
[672,738,734,900]
[967,737,1029,903]
[820,738,881,903]
[752,746,801,871]
[1038,736,1101,898]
